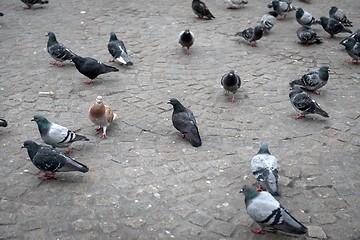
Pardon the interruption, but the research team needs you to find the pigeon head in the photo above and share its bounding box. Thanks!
[31,114,50,130]
[258,141,271,155]
[168,98,181,106]
[0,118,7,127]
[70,55,85,66]
[109,32,119,42]
[95,96,104,105]
[168,98,186,112]
[319,17,328,26]
[46,32,58,46]
[21,140,41,161]
[240,185,260,200]
[296,8,304,18]
[343,37,357,49]
[268,11,278,18]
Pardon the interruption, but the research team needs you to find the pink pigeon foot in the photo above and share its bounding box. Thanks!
[293,114,306,119]
[251,228,265,234]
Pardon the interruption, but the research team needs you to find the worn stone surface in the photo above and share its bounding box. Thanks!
[0,0,359,239]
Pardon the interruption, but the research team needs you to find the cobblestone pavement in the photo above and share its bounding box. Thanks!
[0,0,359,239]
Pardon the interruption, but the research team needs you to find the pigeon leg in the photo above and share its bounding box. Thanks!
[223,90,229,96]
[108,59,115,62]
[346,59,360,65]
[315,91,321,95]
[231,95,236,103]
[50,60,57,65]
[95,126,103,132]
[39,173,56,180]
[65,147,72,156]
[100,127,108,139]
[251,228,265,234]
[249,42,257,47]
[56,62,65,67]
[293,114,306,119]
[179,132,185,138]
[184,49,191,55]
[84,79,94,84]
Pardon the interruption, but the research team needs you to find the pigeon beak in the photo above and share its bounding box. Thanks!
[31,118,35,121]
[21,145,25,149]
[167,101,171,104]
[239,189,244,193]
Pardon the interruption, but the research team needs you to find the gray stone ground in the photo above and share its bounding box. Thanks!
[0,0,359,239]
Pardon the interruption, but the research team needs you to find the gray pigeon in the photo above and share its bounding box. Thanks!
[240,185,308,235]
[235,25,264,47]
[289,86,329,119]
[0,118,7,127]
[179,29,195,55]
[260,11,278,34]
[343,37,360,64]
[71,55,119,84]
[46,32,76,67]
[21,0,48,9]
[319,16,352,37]
[329,6,352,27]
[289,66,329,94]
[340,30,360,46]
[296,8,319,27]
[168,98,202,147]
[251,142,279,196]
[270,0,296,19]
[108,32,133,66]
[31,114,89,154]
[221,70,241,103]
[22,140,89,179]
[296,26,322,45]
[192,0,215,20]
[224,0,248,9]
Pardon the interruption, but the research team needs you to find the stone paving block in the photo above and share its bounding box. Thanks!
[188,212,212,227]
[208,219,236,237]
[307,226,327,239]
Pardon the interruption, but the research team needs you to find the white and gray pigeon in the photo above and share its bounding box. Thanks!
[296,8,319,27]
[0,118,7,127]
[319,16,352,37]
[21,0,48,9]
[46,32,77,67]
[260,11,278,34]
[343,37,360,64]
[235,25,264,47]
[270,0,296,19]
[31,114,89,154]
[179,29,194,55]
[289,66,329,94]
[340,29,360,46]
[240,185,308,235]
[192,0,215,20]
[289,86,329,119]
[329,6,352,27]
[22,140,89,179]
[224,0,248,9]
[168,98,202,147]
[296,26,322,45]
[251,142,279,196]
[221,70,241,103]
[108,32,133,66]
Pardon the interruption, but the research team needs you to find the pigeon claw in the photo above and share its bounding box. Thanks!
[293,114,306,119]
[249,42,257,47]
[251,228,265,234]
[39,173,56,180]
[231,96,235,103]
[84,79,94,84]
[95,127,103,132]
[255,186,264,192]
[100,133,107,139]
[65,148,72,156]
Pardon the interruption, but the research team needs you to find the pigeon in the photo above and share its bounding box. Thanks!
[46,32,76,67]
[168,98,202,147]
[21,0,49,9]
[329,6,353,27]
[251,142,279,196]
[296,26,322,45]
[289,66,329,94]
[192,0,215,20]
[107,32,133,66]
[319,17,352,37]
[295,8,319,27]
[267,0,292,8]
[235,25,264,47]
[270,0,296,19]
[342,37,360,64]
[0,118,7,127]
[260,11,278,34]
[71,55,119,84]
[289,86,329,119]
[340,30,360,47]
[22,140,89,179]
[221,70,241,103]
[88,96,117,139]
[240,185,308,235]
[31,114,89,154]
[224,0,248,9]
[179,29,195,55]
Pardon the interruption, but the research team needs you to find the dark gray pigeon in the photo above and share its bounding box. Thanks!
[240,185,308,235]
[329,6,352,27]
[192,0,215,20]
[289,66,329,94]
[296,8,319,27]
[270,0,296,19]
[343,37,360,64]
[22,140,89,179]
[235,25,264,47]
[168,98,202,147]
[71,55,119,84]
[0,118,7,127]
[31,114,89,154]
[340,30,360,46]
[21,0,49,9]
[179,29,195,55]
[296,26,322,45]
[46,32,76,67]
[319,16,352,37]
[108,32,133,66]
[221,70,241,103]
[260,11,278,34]
[251,142,279,196]
[289,86,329,119]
